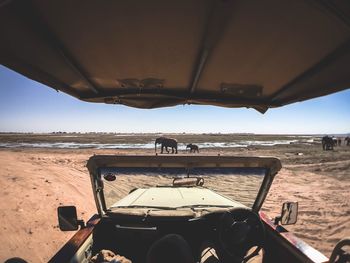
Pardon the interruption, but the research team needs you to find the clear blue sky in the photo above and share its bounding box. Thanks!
[0,65,349,134]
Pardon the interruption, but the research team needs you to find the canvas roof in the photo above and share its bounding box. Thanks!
[1,0,350,112]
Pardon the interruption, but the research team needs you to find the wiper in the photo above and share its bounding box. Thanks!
[110,205,175,210]
[176,204,234,209]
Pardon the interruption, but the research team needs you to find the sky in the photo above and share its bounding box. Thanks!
[0,65,349,134]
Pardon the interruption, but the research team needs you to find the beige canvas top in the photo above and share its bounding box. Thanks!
[1,0,350,112]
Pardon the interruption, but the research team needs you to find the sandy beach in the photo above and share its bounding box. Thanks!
[0,138,349,262]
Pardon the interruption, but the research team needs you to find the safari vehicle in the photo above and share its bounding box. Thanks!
[1,0,350,262]
[50,155,338,263]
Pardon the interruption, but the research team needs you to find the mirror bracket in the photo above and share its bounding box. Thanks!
[77,219,85,229]
[274,216,282,225]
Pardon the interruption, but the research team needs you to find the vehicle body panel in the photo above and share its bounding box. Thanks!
[260,212,328,263]
[49,212,329,263]
[49,215,100,263]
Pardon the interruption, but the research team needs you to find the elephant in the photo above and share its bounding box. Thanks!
[345,137,350,146]
[155,137,178,154]
[186,144,199,153]
[322,136,334,150]
[332,138,341,146]
[332,138,338,147]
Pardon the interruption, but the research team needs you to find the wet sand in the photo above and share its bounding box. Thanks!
[0,144,349,262]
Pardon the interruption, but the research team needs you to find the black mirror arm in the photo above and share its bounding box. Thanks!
[77,219,85,229]
[274,216,282,225]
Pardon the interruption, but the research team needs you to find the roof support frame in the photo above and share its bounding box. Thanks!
[189,0,236,94]
[80,88,273,109]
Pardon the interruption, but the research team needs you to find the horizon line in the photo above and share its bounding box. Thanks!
[1,131,349,136]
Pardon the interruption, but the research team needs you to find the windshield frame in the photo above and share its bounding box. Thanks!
[87,155,281,216]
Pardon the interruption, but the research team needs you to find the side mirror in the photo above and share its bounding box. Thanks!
[274,202,298,225]
[57,206,85,231]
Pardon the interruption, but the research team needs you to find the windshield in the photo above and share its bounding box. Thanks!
[99,167,266,211]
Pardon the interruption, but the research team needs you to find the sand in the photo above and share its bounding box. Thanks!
[0,145,349,262]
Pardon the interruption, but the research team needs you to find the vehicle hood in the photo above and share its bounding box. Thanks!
[111,187,243,209]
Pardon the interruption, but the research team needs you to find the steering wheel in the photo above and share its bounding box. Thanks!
[329,238,350,263]
[218,207,265,263]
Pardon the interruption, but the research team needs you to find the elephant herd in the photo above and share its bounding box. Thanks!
[154,137,199,154]
[155,136,350,153]
[322,136,350,150]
